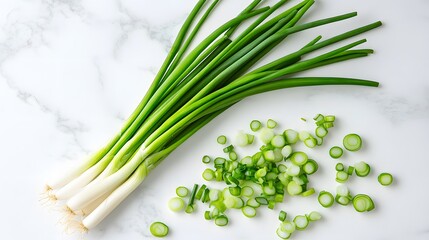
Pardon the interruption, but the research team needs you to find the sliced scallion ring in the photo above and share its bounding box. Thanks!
[202,168,215,181]
[336,170,349,183]
[276,227,291,239]
[354,161,371,177]
[202,155,211,164]
[304,137,317,148]
[241,186,254,197]
[176,186,189,198]
[242,206,257,218]
[303,159,318,175]
[307,211,322,221]
[150,222,169,238]
[287,181,303,196]
[250,120,262,132]
[352,194,375,212]
[217,135,227,145]
[214,215,229,226]
[335,163,345,171]
[284,129,299,144]
[271,135,286,148]
[168,197,185,212]
[343,133,362,151]
[267,119,277,129]
[281,220,296,233]
[290,151,308,166]
[318,191,334,208]
[293,215,309,230]
[378,172,393,186]
[329,146,343,159]
[315,126,328,138]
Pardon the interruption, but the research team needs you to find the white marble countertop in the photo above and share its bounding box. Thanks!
[1,0,429,239]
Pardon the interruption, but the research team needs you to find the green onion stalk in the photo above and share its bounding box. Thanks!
[44,0,382,231]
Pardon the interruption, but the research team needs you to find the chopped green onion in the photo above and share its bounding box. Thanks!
[241,186,254,197]
[240,156,253,166]
[276,227,291,239]
[229,186,241,196]
[278,164,288,173]
[293,215,309,230]
[316,137,323,146]
[271,135,286,148]
[202,188,210,203]
[343,133,362,151]
[315,126,328,138]
[281,220,296,233]
[150,222,169,238]
[255,196,269,205]
[307,211,322,221]
[335,163,345,171]
[195,184,206,200]
[259,127,275,144]
[202,168,216,181]
[304,137,317,148]
[286,164,301,176]
[247,198,260,208]
[204,210,211,220]
[250,120,262,132]
[229,151,238,161]
[335,195,350,205]
[209,189,221,202]
[242,206,257,218]
[284,129,299,144]
[186,184,198,213]
[236,131,249,147]
[313,113,324,122]
[278,210,287,221]
[324,115,336,122]
[263,184,276,196]
[223,144,234,153]
[267,119,277,129]
[247,134,255,144]
[347,166,355,175]
[214,157,226,165]
[214,215,229,226]
[302,188,315,197]
[217,135,227,145]
[336,184,349,197]
[300,117,307,122]
[329,146,343,159]
[185,205,194,213]
[287,181,303,195]
[354,161,371,177]
[303,159,318,175]
[202,155,211,164]
[298,131,311,142]
[176,186,189,198]
[318,191,334,208]
[274,193,284,203]
[268,200,276,209]
[168,197,185,212]
[291,152,308,166]
[323,122,334,128]
[336,171,349,183]
[352,194,375,212]
[378,173,393,186]
[281,145,293,159]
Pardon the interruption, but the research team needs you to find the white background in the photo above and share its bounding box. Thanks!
[1,0,428,239]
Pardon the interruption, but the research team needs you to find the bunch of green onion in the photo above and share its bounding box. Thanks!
[44,0,382,231]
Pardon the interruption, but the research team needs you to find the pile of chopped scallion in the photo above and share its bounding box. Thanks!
[165,116,393,239]
[43,0,385,233]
